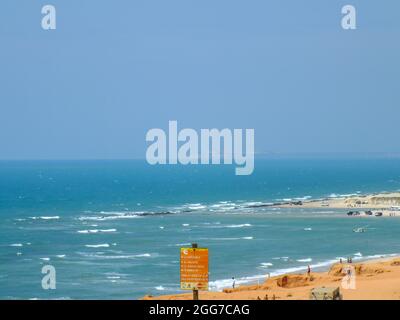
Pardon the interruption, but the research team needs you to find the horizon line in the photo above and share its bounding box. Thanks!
[1,152,400,161]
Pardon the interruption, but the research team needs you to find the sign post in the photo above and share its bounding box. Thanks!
[180,243,209,300]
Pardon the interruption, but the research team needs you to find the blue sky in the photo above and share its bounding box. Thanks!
[0,0,399,159]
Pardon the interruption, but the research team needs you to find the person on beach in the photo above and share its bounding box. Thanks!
[307,265,311,276]
[232,277,236,289]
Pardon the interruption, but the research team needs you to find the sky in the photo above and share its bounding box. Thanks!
[0,0,399,159]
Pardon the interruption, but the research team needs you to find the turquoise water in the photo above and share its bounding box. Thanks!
[1,158,400,299]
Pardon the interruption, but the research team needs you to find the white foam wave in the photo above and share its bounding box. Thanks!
[328,193,358,199]
[295,196,312,201]
[272,256,289,260]
[79,212,140,221]
[82,253,152,259]
[78,229,117,234]
[170,243,192,247]
[202,237,253,241]
[155,286,165,291]
[85,244,110,248]
[260,262,273,267]
[226,223,252,228]
[297,258,312,263]
[30,216,60,220]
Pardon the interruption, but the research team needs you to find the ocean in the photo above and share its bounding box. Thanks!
[1,158,400,299]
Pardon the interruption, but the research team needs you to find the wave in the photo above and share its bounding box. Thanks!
[78,210,177,221]
[202,223,252,229]
[81,253,152,259]
[201,236,253,241]
[30,216,60,220]
[85,244,110,248]
[73,196,317,221]
[79,213,141,221]
[155,286,165,291]
[295,196,312,201]
[226,223,252,228]
[169,243,192,247]
[328,193,358,199]
[10,243,23,247]
[297,258,312,262]
[77,229,117,234]
[76,199,274,221]
[188,205,207,210]
[260,262,273,267]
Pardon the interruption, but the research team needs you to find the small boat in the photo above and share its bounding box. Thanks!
[353,227,366,233]
[374,212,383,217]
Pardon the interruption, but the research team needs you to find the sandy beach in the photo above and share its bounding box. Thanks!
[143,257,400,300]
[270,192,400,217]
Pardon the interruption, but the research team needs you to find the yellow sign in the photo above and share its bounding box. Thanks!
[180,247,209,290]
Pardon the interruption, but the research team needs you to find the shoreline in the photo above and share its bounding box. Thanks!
[143,255,400,300]
[265,191,400,217]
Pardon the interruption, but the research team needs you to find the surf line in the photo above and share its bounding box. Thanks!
[146,121,255,175]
